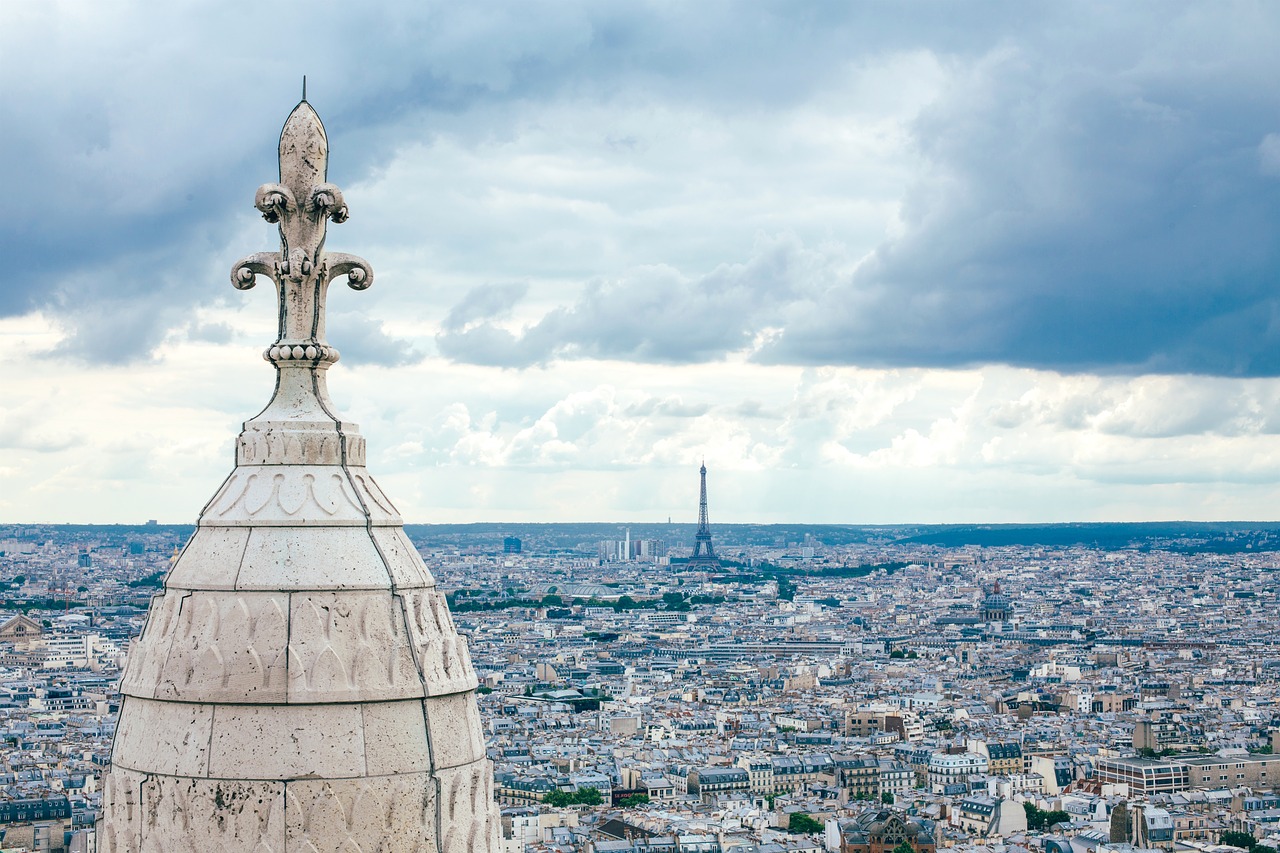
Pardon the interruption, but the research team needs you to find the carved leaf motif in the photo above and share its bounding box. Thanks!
[277,473,310,516]
[243,646,265,688]
[194,645,225,688]
[228,596,251,628]
[298,600,327,647]
[197,596,222,641]
[259,598,287,643]
[308,645,348,691]
[244,474,280,516]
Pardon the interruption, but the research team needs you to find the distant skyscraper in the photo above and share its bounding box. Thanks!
[598,536,667,562]
[503,536,522,553]
[687,462,721,568]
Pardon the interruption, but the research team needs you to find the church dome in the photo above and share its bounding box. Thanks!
[981,580,1011,620]
[982,591,1010,611]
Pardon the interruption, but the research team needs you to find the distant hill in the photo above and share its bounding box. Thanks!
[402,520,1280,555]
[4,520,1280,555]
[895,521,1280,552]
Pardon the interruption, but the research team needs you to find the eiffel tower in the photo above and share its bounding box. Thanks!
[688,461,721,568]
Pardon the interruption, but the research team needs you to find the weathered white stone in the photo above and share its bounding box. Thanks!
[118,592,183,698]
[438,763,502,853]
[152,591,290,703]
[102,98,496,852]
[165,526,251,589]
[100,768,145,852]
[402,589,479,696]
[235,526,391,590]
[362,700,431,775]
[203,466,396,528]
[425,692,487,770]
[139,777,286,852]
[237,421,366,467]
[371,526,437,589]
[111,698,213,777]
[284,773,437,852]
[206,702,370,779]
[286,591,421,702]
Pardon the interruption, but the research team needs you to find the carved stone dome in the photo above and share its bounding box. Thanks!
[98,100,498,853]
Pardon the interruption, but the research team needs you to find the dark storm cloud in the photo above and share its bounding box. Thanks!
[430,4,1280,377]
[0,0,1045,363]
[761,26,1280,376]
[9,1,1280,374]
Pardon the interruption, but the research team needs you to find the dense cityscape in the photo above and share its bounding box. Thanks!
[8,1,1280,850]
[0,512,1276,853]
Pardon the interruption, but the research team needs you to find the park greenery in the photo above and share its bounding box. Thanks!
[1023,803,1071,831]
[445,560,907,614]
[543,787,603,807]
[1220,830,1277,853]
[787,813,824,834]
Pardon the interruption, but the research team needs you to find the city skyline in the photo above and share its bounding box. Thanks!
[6,3,1280,524]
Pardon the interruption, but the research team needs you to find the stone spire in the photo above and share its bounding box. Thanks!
[99,99,499,852]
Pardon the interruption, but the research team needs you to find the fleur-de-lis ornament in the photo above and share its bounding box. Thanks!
[231,97,373,367]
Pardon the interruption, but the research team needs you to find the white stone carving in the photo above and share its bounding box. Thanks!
[148,592,290,703]
[201,466,401,527]
[139,778,286,853]
[103,97,496,852]
[99,768,144,853]
[401,589,479,696]
[285,591,422,703]
[283,774,436,852]
[237,426,367,467]
[439,763,501,853]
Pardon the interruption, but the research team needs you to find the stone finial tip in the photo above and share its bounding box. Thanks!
[229,97,373,368]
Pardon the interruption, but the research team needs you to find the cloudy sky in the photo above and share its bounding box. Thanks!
[5,1,1280,525]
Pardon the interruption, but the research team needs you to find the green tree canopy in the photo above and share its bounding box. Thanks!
[543,787,603,808]
[1220,831,1259,851]
[543,790,571,807]
[788,813,824,834]
[575,787,603,806]
[1024,803,1071,831]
